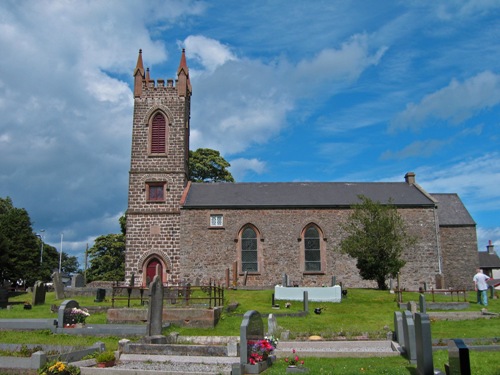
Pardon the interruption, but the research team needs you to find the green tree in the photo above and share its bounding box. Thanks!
[0,197,39,286]
[189,148,235,182]
[339,195,416,290]
[86,233,125,282]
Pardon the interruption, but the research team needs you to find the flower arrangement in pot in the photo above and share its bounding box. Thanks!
[284,349,305,367]
[68,307,90,325]
[247,335,278,364]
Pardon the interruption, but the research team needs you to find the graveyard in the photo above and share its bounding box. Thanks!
[0,279,499,374]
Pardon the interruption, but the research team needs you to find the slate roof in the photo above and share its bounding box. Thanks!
[478,251,500,269]
[182,182,436,208]
[431,193,476,226]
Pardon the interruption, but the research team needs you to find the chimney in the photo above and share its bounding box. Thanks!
[487,240,495,254]
[404,172,416,185]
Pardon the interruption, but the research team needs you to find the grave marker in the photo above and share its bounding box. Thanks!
[403,310,416,363]
[57,299,80,327]
[415,313,434,375]
[52,271,65,300]
[72,273,85,288]
[393,311,405,347]
[445,339,471,375]
[145,273,165,343]
[32,280,46,306]
[268,313,277,336]
[419,294,427,314]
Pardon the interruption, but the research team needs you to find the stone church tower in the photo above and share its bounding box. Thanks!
[125,50,191,286]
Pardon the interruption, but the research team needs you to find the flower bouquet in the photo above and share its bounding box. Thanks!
[68,307,90,324]
[38,360,80,375]
[285,349,308,373]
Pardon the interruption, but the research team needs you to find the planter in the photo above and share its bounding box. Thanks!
[23,304,32,310]
[244,361,269,374]
[97,360,115,368]
[286,366,309,373]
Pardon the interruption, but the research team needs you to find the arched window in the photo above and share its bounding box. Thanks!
[304,225,322,272]
[150,113,167,154]
[241,226,258,272]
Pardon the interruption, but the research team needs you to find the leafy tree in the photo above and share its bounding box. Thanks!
[339,195,416,290]
[189,148,235,182]
[119,214,126,235]
[0,197,39,286]
[86,233,125,282]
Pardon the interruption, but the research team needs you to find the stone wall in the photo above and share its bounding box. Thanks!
[179,206,441,289]
[439,226,478,290]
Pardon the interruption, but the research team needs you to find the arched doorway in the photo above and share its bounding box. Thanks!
[145,258,163,286]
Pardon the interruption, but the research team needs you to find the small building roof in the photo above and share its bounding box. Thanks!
[431,193,476,226]
[478,251,500,269]
[182,182,436,209]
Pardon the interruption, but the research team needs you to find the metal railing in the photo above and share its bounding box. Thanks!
[396,288,467,303]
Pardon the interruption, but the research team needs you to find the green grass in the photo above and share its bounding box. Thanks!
[2,288,500,373]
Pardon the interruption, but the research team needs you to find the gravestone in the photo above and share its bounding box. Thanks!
[303,291,309,312]
[282,273,288,287]
[95,288,105,302]
[72,273,85,288]
[57,299,80,327]
[32,280,46,305]
[0,287,8,309]
[407,301,417,316]
[52,271,65,300]
[419,294,427,314]
[232,310,269,375]
[144,273,166,343]
[331,276,336,286]
[403,310,416,363]
[393,311,405,347]
[445,339,471,375]
[415,313,434,375]
[267,313,277,335]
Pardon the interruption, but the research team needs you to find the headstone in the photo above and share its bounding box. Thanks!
[71,273,85,288]
[415,313,434,375]
[446,339,471,375]
[52,271,65,300]
[145,273,165,343]
[407,301,417,316]
[403,310,416,363]
[393,311,405,346]
[232,310,271,375]
[303,291,309,312]
[331,276,336,286]
[0,287,8,309]
[232,261,238,288]
[95,288,106,302]
[225,268,230,289]
[267,313,278,335]
[419,294,427,314]
[282,273,288,287]
[32,280,46,305]
[58,299,80,327]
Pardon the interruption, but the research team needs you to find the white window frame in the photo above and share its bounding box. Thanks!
[210,214,224,227]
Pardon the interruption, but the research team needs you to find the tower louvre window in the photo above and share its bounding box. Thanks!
[147,182,165,202]
[150,113,166,154]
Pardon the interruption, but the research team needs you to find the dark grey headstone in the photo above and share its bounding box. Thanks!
[394,311,404,346]
[282,273,288,287]
[72,273,85,288]
[419,294,427,314]
[58,299,80,327]
[32,280,46,305]
[303,291,309,312]
[0,288,8,309]
[239,310,263,366]
[403,310,416,363]
[415,313,433,375]
[447,339,471,375]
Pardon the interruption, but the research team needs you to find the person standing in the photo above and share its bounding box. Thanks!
[473,268,490,306]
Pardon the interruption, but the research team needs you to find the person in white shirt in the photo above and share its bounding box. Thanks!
[473,268,490,306]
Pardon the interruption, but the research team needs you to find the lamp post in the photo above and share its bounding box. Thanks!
[37,229,45,264]
[59,233,63,273]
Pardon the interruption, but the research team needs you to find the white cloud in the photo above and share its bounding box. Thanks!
[229,158,267,181]
[392,71,500,130]
[183,35,237,73]
[381,139,448,160]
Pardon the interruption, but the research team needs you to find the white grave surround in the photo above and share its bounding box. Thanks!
[274,285,342,302]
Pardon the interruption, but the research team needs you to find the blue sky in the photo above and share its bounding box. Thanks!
[0,1,499,267]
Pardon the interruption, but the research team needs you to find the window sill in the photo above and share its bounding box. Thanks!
[208,226,225,230]
[239,272,261,276]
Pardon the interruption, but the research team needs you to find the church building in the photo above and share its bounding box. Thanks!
[125,50,478,290]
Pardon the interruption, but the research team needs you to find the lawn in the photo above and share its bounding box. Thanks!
[1,288,499,374]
